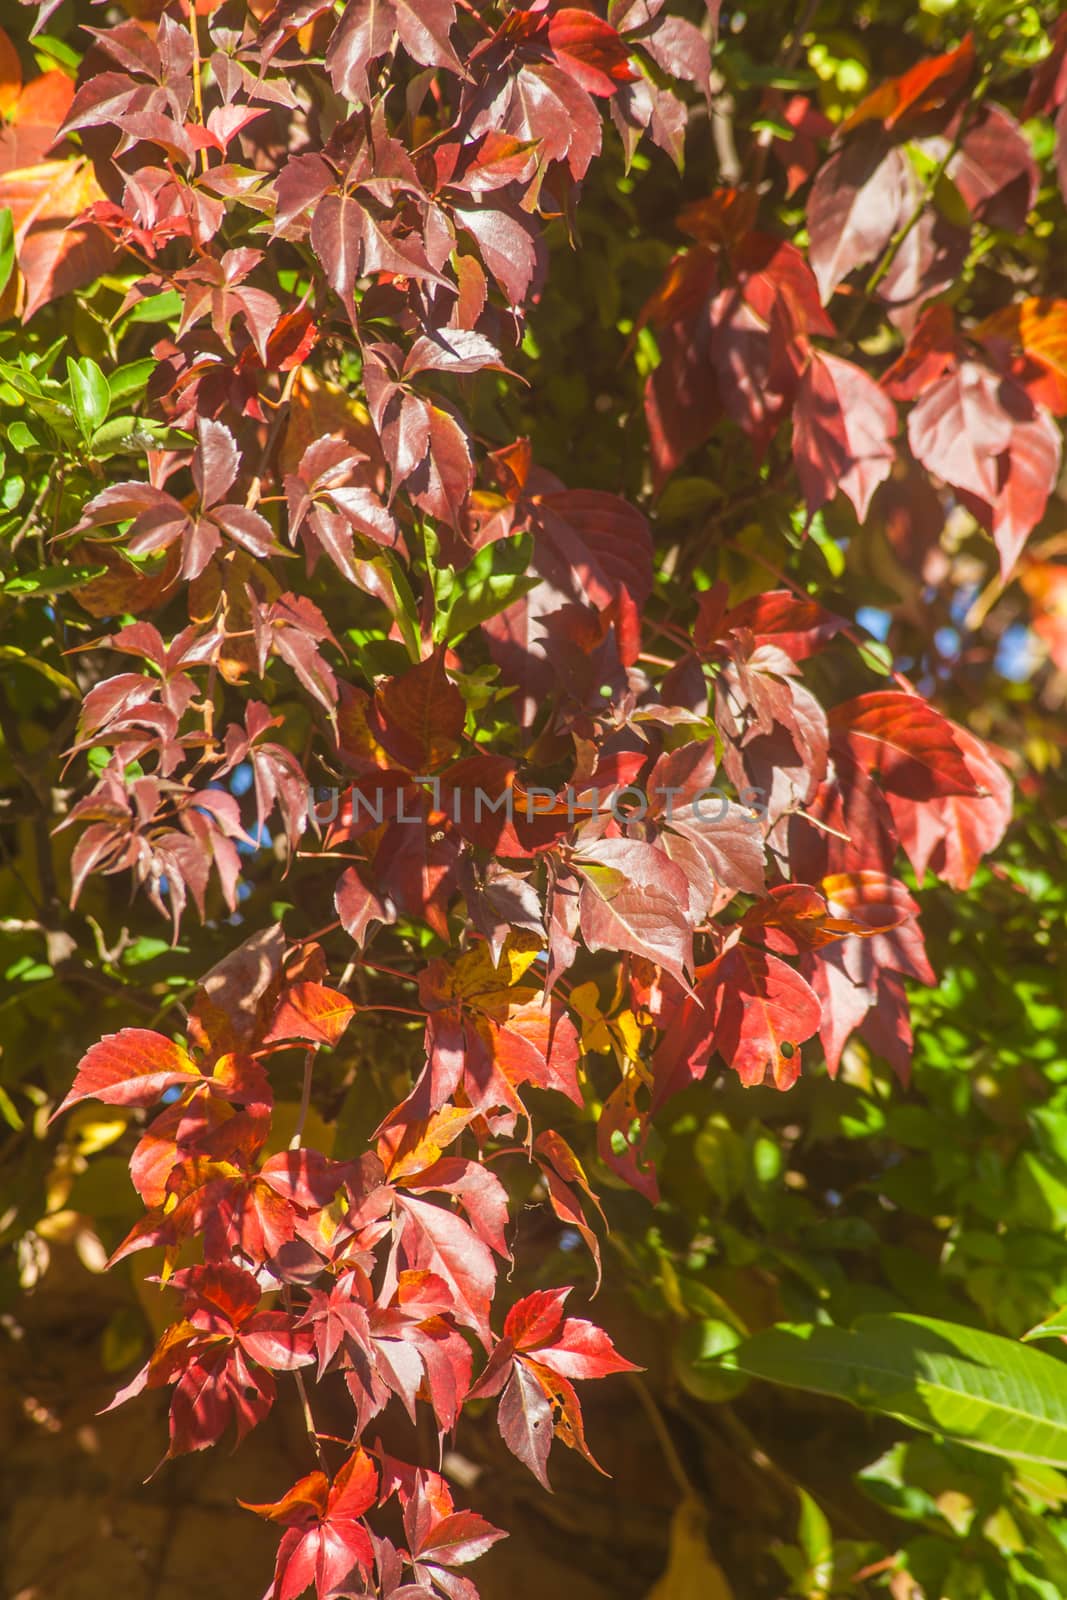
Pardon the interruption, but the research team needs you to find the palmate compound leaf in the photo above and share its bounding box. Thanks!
[474,1287,638,1489]
[723,1315,1067,1468]
[242,1447,379,1600]
[652,943,822,1107]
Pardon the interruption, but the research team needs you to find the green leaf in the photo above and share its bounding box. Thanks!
[120,936,176,967]
[106,358,157,407]
[0,208,14,300]
[796,1490,834,1595]
[7,420,40,452]
[0,362,76,435]
[808,513,846,578]
[1023,1307,1067,1342]
[438,533,538,644]
[0,1083,24,1130]
[67,357,111,441]
[751,115,795,139]
[722,1314,1067,1466]
[0,647,77,693]
[857,639,895,676]
[89,416,192,457]
[123,289,182,325]
[358,551,421,660]
[31,34,81,74]
[4,564,106,598]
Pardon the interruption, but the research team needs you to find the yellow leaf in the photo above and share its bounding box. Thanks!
[69,1108,129,1157]
[647,1499,734,1600]
[446,930,544,1004]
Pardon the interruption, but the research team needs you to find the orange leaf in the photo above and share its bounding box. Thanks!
[975,297,1067,415]
[379,1105,478,1180]
[842,35,974,135]
[0,25,22,119]
[0,158,113,318]
[676,187,759,246]
[11,69,74,130]
[260,980,357,1048]
[524,1358,609,1476]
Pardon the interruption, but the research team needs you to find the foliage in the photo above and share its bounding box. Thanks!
[2,1,1067,1597]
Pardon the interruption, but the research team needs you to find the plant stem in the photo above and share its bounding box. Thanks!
[289,1048,315,1151]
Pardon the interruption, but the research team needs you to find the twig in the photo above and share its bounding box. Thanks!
[283,1284,330,1473]
[627,1374,698,1501]
[289,1048,316,1151]
[246,365,301,511]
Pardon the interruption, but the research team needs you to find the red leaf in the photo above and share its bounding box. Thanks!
[906,360,1014,504]
[497,1359,554,1489]
[504,1288,569,1351]
[991,405,1061,579]
[743,881,901,954]
[830,691,983,801]
[335,865,397,948]
[395,1192,496,1342]
[239,1311,317,1372]
[884,724,1012,889]
[188,926,287,1056]
[575,838,694,987]
[547,9,637,97]
[0,158,114,317]
[707,944,822,1090]
[469,60,602,182]
[880,302,959,401]
[530,1318,640,1382]
[719,590,846,660]
[975,297,1067,416]
[56,1028,204,1117]
[524,1358,609,1477]
[372,649,466,772]
[807,134,906,303]
[412,1508,507,1567]
[792,351,897,520]
[948,104,1038,232]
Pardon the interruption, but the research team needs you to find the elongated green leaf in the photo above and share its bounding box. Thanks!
[67,358,110,441]
[106,358,157,407]
[0,646,77,693]
[722,1314,1067,1466]
[4,564,106,598]
[0,209,14,299]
